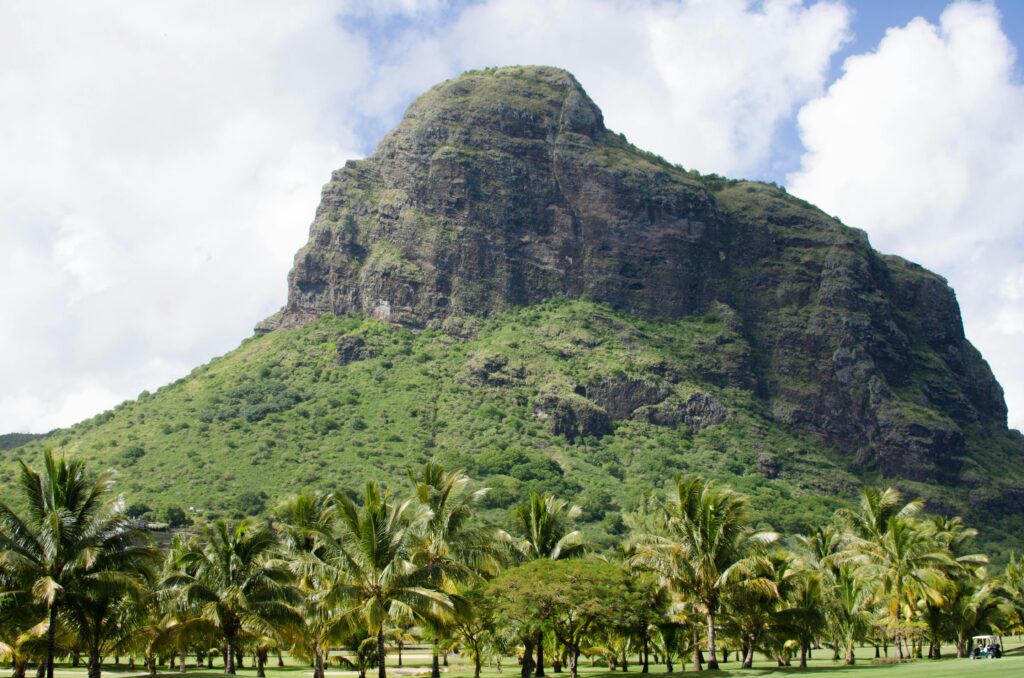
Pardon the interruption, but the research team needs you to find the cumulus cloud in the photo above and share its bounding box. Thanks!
[0,0,370,431]
[788,1,1024,429]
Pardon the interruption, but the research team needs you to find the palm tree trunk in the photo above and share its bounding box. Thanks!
[432,638,441,678]
[181,647,188,674]
[13,657,27,678]
[256,649,267,678]
[377,628,386,678]
[88,648,102,678]
[46,603,58,678]
[314,649,325,678]
[398,641,403,668]
[742,635,756,669]
[705,608,718,670]
[641,630,649,674]
[225,633,237,675]
[277,650,285,668]
[844,642,855,665]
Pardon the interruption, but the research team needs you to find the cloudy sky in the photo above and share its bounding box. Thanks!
[2,0,1023,433]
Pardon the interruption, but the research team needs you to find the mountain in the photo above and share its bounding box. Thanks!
[7,66,1024,556]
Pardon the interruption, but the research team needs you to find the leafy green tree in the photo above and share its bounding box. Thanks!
[163,519,296,674]
[484,560,630,678]
[0,451,156,678]
[628,475,777,670]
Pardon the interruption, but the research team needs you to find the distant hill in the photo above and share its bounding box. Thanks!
[0,432,46,451]
[7,66,1023,559]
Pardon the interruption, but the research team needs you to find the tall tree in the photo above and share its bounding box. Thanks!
[163,519,296,675]
[318,481,452,678]
[629,475,777,670]
[0,451,156,678]
[276,493,349,678]
[409,461,511,583]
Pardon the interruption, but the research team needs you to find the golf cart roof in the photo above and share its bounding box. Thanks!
[972,635,1000,641]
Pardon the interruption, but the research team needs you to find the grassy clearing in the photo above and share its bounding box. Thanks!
[39,649,1024,678]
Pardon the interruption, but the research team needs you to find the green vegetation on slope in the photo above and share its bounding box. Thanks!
[3,300,862,547]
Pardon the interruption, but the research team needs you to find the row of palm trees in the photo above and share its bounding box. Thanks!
[2,450,1023,678]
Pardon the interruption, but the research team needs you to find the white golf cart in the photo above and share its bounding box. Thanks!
[970,635,1003,659]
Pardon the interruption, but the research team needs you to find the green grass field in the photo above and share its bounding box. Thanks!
[35,645,1024,678]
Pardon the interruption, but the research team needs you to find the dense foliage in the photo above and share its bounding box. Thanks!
[2,453,1023,678]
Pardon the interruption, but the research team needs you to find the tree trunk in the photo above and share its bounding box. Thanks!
[181,647,188,674]
[521,637,535,678]
[236,650,244,669]
[568,648,580,678]
[377,628,386,678]
[147,655,157,676]
[314,649,325,678]
[692,645,701,673]
[88,647,102,678]
[844,644,855,665]
[432,638,441,678]
[278,650,285,668]
[46,604,58,678]
[535,633,544,678]
[256,649,267,678]
[665,655,672,674]
[641,630,649,674]
[73,653,81,668]
[705,609,718,670]
[13,658,27,678]
[398,641,403,668]
[742,635,756,669]
[799,639,807,669]
[225,633,237,675]
[129,657,136,671]
[474,645,482,678]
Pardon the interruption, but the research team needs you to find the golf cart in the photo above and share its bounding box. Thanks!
[970,635,1003,659]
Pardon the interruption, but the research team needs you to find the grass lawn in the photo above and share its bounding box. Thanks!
[36,647,1024,678]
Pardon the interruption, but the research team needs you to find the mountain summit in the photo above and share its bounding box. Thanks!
[264,66,1015,485]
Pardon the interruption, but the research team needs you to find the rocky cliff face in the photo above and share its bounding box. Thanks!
[263,66,1017,485]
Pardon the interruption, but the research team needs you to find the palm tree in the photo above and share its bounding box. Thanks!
[512,492,587,562]
[163,518,296,674]
[628,475,778,670]
[409,461,511,582]
[0,451,156,678]
[826,563,873,664]
[945,571,1008,657]
[853,512,954,659]
[314,481,452,678]
[276,493,350,678]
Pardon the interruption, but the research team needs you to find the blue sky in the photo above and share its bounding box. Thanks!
[2,0,1023,433]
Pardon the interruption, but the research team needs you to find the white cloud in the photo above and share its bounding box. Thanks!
[0,0,370,432]
[788,0,1024,429]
